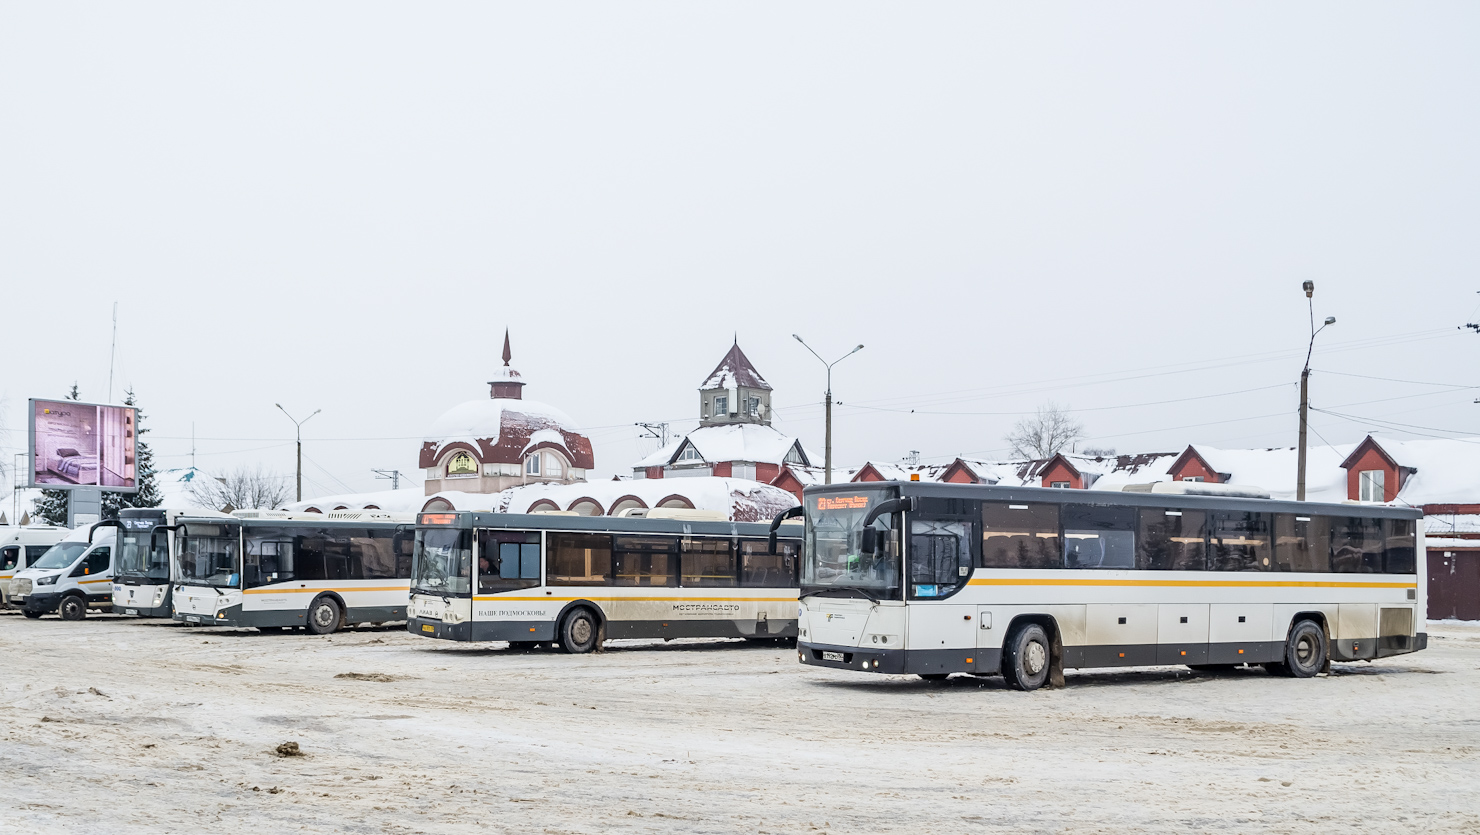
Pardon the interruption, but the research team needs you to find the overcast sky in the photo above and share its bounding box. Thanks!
[3,3,1478,503]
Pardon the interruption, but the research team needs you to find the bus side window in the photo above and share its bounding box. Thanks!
[1137,509,1206,570]
[394,533,415,578]
[357,530,399,579]
[26,545,51,565]
[982,503,1060,569]
[1384,519,1416,574]
[1061,505,1136,569]
[740,540,795,587]
[1332,517,1382,573]
[547,533,613,586]
[1,546,18,571]
[681,538,736,588]
[1209,511,1272,572]
[1273,514,1332,573]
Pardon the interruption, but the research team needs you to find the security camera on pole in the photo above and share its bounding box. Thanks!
[1297,281,1336,501]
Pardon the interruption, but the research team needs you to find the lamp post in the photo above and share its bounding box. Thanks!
[276,404,321,502]
[1297,281,1336,501]
[793,335,864,485]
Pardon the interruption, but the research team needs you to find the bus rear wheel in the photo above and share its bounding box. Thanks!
[59,595,88,621]
[1002,622,1051,691]
[1270,619,1327,678]
[305,596,342,635]
[559,608,600,654]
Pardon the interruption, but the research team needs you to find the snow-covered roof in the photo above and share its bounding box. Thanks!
[1424,514,1480,537]
[633,424,815,469]
[426,476,799,523]
[700,342,771,392]
[420,397,594,470]
[281,487,432,514]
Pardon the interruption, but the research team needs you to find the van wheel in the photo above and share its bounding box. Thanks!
[59,595,88,621]
[1274,619,1327,678]
[305,596,342,635]
[559,607,599,654]
[23,610,43,619]
[1002,622,1052,691]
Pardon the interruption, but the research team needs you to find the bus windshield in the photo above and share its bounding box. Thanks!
[802,490,900,600]
[176,524,240,588]
[412,528,472,596]
[118,530,171,581]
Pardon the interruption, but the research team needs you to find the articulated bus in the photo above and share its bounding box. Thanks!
[407,510,804,652]
[786,481,1425,690]
[172,510,416,633]
[103,507,228,617]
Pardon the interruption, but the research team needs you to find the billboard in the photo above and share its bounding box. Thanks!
[28,399,139,492]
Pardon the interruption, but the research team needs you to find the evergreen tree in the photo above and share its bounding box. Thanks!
[32,384,82,526]
[102,387,162,518]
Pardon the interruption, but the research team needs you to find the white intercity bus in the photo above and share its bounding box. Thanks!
[407,510,803,652]
[784,481,1425,690]
[172,510,416,633]
[104,507,229,617]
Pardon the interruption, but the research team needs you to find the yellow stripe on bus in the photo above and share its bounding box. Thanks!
[965,578,1416,590]
[242,586,409,595]
[474,596,798,603]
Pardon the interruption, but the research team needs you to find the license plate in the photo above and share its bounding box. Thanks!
[125,609,138,615]
[823,651,845,662]
[186,616,201,623]
[421,624,435,633]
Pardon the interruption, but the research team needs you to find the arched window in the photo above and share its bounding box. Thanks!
[446,451,478,478]
[525,455,541,476]
[567,498,604,516]
[546,453,564,478]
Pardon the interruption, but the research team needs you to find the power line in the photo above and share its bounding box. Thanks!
[837,383,1292,417]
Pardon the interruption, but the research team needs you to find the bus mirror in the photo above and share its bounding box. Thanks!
[861,528,879,554]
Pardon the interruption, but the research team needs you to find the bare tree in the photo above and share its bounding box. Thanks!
[1005,402,1085,459]
[189,466,293,512]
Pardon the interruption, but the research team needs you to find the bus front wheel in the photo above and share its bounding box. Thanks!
[1002,622,1051,691]
[559,608,600,654]
[305,596,342,636]
[59,595,88,622]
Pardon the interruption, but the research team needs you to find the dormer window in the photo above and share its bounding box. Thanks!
[525,455,541,476]
[1182,476,1204,483]
[677,444,704,463]
[446,451,478,478]
[1359,470,1385,502]
[1050,481,1070,489]
[784,445,805,466]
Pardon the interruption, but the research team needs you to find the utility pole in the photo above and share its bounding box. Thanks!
[1297,281,1336,501]
[372,469,405,490]
[793,335,864,484]
[636,422,671,447]
[275,404,321,502]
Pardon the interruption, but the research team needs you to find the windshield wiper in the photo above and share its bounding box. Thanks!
[805,586,882,604]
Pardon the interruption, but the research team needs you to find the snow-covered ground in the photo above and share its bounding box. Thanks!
[1,615,1477,833]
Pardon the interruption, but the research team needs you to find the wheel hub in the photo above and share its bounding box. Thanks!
[1025,641,1047,675]
[571,618,593,645]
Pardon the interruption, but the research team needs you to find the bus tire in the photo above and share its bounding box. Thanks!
[59,595,88,621]
[1002,622,1051,691]
[1277,619,1327,678]
[559,607,599,654]
[305,596,342,636]
[23,609,43,619]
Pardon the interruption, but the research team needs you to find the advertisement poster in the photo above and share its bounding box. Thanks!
[29,399,138,491]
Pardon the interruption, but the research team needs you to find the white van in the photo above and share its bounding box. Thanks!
[1,526,68,607]
[10,526,117,620]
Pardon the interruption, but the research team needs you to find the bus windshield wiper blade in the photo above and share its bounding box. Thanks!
[808,586,881,604]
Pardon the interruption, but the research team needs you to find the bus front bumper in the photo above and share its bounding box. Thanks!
[799,640,1000,676]
[176,604,245,626]
[409,617,471,641]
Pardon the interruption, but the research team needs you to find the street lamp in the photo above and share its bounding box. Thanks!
[1297,282,1335,501]
[793,335,864,485]
[276,404,321,502]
